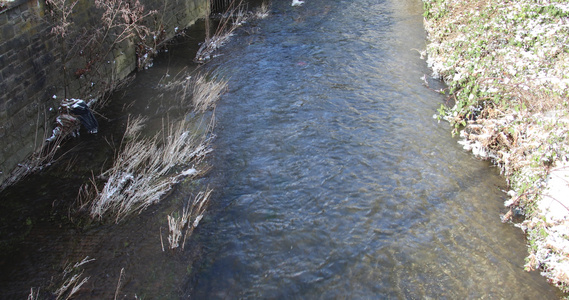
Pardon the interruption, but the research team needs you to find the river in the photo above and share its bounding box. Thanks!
[0,0,562,299]
[185,0,561,298]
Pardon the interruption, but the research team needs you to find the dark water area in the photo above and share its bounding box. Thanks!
[0,0,563,299]
[0,20,211,299]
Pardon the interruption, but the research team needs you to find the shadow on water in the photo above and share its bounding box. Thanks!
[0,0,564,299]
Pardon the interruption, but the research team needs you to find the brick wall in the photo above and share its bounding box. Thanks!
[0,0,209,187]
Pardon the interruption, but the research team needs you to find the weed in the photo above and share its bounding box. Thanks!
[87,117,213,222]
[26,256,96,300]
[167,188,212,250]
[195,0,251,63]
[82,74,226,223]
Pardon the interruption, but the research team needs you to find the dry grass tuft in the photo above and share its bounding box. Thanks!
[114,268,125,300]
[123,115,148,140]
[161,71,228,113]
[87,118,213,222]
[195,0,248,63]
[167,210,188,250]
[0,104,75,192]
[82,74,226,223]
[255,2,270,19]
[27,288,40,300]
[191,74,229,112]
[52,256,94,300]
[167,188,212,250]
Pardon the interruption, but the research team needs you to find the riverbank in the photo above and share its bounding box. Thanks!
[422,0,569,293]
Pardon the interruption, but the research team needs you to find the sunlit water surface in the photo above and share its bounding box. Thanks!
[186,0,560,298]
[0,0,561,299]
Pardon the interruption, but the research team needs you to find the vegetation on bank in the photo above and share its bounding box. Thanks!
[422,0,569,292]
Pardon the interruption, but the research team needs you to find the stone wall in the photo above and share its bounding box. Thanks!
[0,0,209,187]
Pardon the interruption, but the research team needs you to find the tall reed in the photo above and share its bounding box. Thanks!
[88,118,213,222]
[84,74,225,223]
[167,188,212,250]
[54,256,94,300]
[195,0,248,63]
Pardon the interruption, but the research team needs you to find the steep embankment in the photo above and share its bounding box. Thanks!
[422,0,569,292]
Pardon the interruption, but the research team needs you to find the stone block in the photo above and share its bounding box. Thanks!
[0,79,7,99]
[0,40,7,56]
[16,51,30,68]
[30,38,45,53]
[22,98,39,120]
[1,120,15,144]
[6,91,26,116]
[6,6,22,22]
[15,119,35,140]
[5,35,26,50]
[9,143,35,168]
[21,9,32,22]
[2,23,15,41]
[0,123,6,140]
[13,16,32,33]
[2,142,17,162]
[8,108,29,129]
[14,67,28,82]
[0,95,6,115]
[43,35,56,50]
[31,68,47,92]
[113,45,136,80]
[0,12,8,27]
[5,50,18,66]
[0,71,15,94]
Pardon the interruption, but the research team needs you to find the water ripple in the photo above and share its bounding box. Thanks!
[188,0,560,298]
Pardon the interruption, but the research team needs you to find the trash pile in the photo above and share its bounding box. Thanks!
[47,98,98,142]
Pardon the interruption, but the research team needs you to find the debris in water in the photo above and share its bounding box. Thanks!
[292,0,304,6]
[181,168,198,176]
[63,99,99,134]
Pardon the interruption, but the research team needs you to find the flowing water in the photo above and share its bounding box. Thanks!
[186,0,561,298]
[0,0,563,299]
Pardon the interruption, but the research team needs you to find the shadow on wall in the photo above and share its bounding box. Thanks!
[0,0,210,189]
